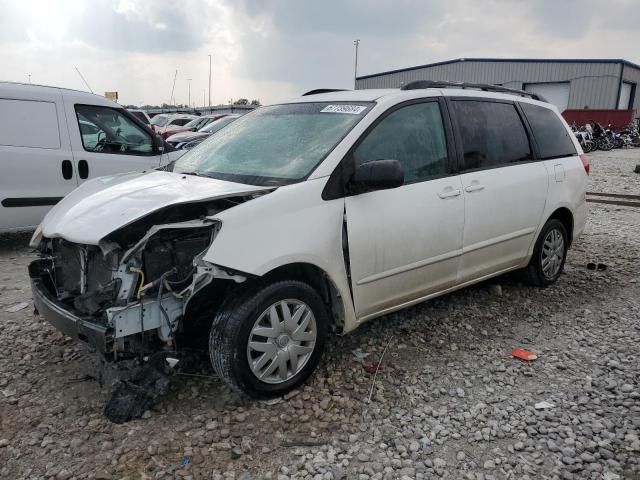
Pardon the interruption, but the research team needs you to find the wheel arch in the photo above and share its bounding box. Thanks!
[259,262,347,334]
[548,207,574,247]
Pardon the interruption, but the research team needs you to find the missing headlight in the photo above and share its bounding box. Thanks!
[142,227,214,290]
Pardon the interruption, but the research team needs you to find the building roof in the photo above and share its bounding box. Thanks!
[356,57,640,81]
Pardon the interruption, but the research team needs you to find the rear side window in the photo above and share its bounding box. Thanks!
[451,100,532,170]
[353,101,448,183]
[172,118,192,127]
[130,111,148,123]
[0,99,61,149]
[520,103,577,159]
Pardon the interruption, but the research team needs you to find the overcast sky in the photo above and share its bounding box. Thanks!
[1,0,639,106]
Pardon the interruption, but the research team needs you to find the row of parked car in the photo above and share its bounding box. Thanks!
[128,111,241,148]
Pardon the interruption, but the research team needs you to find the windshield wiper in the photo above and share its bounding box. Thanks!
[179,170,212,178]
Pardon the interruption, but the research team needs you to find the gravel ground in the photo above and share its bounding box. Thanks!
[1,149,639,480]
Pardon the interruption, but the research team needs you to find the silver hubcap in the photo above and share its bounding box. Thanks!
[246,299,317,384]
[541,228,565,279]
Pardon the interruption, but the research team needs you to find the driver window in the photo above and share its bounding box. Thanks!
[75,105,154,155]
[353,101,448,183]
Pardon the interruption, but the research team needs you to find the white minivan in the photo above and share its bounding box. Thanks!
[0,82,177,233]
[29,82,588,406]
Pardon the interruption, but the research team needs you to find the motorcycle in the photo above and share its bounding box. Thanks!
[571,123,595,153]
[590,121,614,151]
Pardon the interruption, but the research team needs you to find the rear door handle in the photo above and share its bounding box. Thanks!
[78,160,89,179]
[61,160,73,180]
[438,188,461,199]
[465,184,485,192]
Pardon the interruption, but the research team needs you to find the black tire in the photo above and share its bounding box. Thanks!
[524,219,568,287]
[209,280,328,398]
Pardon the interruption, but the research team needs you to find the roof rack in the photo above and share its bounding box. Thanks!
[400,80,547,102]
[302,88,349,96]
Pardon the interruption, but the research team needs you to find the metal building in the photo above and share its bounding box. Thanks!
[355,58,640,113]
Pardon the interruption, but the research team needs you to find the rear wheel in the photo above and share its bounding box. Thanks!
[524,219,568,287]
[209,280,328,398]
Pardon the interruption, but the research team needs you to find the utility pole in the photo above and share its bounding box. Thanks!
[208,54,212,107]
[186,78,192,107]
[353,39,360,89]
[28,74,31,83]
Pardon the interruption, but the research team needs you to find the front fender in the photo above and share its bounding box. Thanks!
[203,178,358,332]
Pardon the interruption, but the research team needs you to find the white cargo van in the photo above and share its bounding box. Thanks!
[0,82,178,232]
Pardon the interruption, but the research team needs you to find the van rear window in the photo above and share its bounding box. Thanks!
[521,103,577,160]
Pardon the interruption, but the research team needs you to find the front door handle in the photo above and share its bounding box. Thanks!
[438,188,461,199]
[61,160,73,180]
[465,184,485,193]
[78,160,89,179]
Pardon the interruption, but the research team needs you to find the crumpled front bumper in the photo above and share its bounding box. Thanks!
[29,259,110,353]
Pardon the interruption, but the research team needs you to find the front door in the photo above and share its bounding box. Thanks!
[449,99,549,282]
[344,100,465,319]
[63,100,164,183]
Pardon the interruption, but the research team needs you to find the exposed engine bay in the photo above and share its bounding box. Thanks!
[29,193,268,422]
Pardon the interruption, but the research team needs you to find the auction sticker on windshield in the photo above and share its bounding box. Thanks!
[320,105,367,114]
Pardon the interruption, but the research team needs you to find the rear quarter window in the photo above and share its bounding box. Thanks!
[520,103,577,159]
[0,98,61,149]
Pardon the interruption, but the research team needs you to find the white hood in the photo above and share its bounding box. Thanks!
[39,170,269,245]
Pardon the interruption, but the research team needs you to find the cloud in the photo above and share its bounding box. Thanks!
[1,0,639,105]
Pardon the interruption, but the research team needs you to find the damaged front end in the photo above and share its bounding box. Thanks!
[29,195,259,421]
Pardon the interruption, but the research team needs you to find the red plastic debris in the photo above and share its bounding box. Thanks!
[363,362,379,374]
[512,349,538,361]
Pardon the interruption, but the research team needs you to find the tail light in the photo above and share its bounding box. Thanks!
[580,154,590,175]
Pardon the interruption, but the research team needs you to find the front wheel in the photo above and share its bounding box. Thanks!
[209,280,328,398]
[524,219,568,287]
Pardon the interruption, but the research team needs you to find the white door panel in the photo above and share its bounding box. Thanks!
[0,91,77,232]
[459,163,548,281]
[346,177,464,318]
[525,83,570,112]
[618,82,632,109]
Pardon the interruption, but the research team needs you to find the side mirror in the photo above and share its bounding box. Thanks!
[352,159,404,193]
[153,134,166,153]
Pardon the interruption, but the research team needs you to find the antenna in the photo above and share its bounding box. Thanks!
[169,69,178,105]
[74,66,93,93]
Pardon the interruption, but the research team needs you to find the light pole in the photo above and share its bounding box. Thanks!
[208,54,212,107]
[28,74,31,83]
[353,39,360,89]
[186,78,192,107]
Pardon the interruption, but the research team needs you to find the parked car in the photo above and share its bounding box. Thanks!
[29,84,588,402]
[166,114,240,149]
[0,82,180,233]
[162,114,227,140]
[149,113,170,131]
[156,114,199,139]
[128,109,152,127]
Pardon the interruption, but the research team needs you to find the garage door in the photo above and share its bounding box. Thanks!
[524,83,570,112]
[618,82,633,109]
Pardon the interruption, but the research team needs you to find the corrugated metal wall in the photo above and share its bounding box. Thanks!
[622,64,640,113]
[356,60,633,110]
